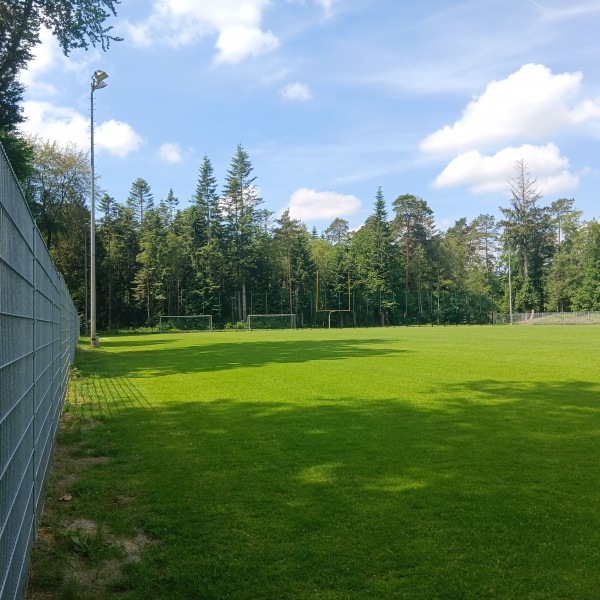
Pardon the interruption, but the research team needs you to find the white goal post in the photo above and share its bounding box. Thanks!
[247,314,297,331]
[159,315,213,332]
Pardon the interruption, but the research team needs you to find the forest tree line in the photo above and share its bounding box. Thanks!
[1,1,599,328]
[20,137,600,329]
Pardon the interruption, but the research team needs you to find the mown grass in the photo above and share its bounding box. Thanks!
[28,326,600,599]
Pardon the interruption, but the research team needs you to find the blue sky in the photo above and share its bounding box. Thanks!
[20,0,600,232]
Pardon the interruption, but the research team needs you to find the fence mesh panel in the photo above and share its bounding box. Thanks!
[493,312,600,325]
[0,144,79,600]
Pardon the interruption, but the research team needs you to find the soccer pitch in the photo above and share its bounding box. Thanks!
[35,326,600,599]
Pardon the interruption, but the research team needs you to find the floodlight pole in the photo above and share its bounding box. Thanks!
[90,70,108,347]
[508,246,513,325]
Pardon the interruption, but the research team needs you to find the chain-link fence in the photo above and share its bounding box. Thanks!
[493,311,600,325]
[0,144,79,600]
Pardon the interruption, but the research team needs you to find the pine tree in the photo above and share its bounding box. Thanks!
[98,194,117,328]
[471,214,498,274]
[134,207,167,323]
[324,218,350,245]
[352,187,394,325]
[96,200,140,326]
[499,160,553,310]
[127,178,154,230]
[549,198,581,247]
[273,209,315,314]
[392,194,435,291]
[163,188,179,227]
[222,144,268,321]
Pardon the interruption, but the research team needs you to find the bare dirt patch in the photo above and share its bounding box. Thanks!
[26,411,153,600]
[120,533,152,564]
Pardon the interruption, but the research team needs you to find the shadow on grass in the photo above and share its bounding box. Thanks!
[69,378,600,600]
[77,336,410,378]
[68,374,156,419]
[97,338,177,348]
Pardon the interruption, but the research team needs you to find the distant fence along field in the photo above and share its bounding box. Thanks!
[154,310,600,332]
[494,311,600,325]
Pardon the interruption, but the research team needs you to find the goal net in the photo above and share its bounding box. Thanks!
[159,315,213,332]
[247,314,297,330]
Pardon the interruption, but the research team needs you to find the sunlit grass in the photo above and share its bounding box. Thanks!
[30,326,600,599]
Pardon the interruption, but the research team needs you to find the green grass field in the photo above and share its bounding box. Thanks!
[29,326,600,599]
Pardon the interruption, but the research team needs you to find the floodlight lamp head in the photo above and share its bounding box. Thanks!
[91,70,108,90]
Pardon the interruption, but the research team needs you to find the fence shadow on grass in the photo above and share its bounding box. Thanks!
[98,338,176,348]
[78,336,410,379]
[65,377,600,600]
[68,373,156,418]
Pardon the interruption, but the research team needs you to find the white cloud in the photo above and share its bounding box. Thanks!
[433,143,579,196]
[215,25,279,64]
[21,101,143,157]
[280,82,313,101]
[21,101,88,147]
[96,120,144,158]
[125,0,279,64]
[288,188,361,220]
[157,142,183,163]
[420,64,600,154]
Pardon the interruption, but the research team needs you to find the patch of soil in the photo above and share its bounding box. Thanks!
[120,533,152,564]
[26,411,153,599]
[65,518,98,534]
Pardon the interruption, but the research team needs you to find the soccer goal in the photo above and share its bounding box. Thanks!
[159,315,213,332]
[247,314,297,331]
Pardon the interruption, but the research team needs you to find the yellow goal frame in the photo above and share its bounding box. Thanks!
[316,271,352,329]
